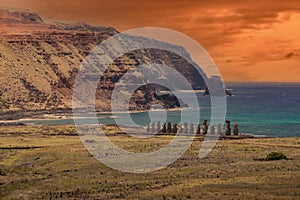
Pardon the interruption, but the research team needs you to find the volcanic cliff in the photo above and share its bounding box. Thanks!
[0,8,206,116]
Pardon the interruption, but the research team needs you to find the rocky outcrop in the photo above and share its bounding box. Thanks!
[0,8,206,113]
[0,9,44,24]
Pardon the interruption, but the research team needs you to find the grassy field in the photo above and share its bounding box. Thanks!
[0,125,299,199]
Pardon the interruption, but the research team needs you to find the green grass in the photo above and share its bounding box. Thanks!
[0,125,299,199]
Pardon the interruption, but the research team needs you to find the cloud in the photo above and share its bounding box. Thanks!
[285,52,294,58]
[0,0,299,81]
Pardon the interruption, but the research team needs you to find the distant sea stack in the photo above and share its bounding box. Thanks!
[203,76,232,96]
[0,8,206,113]
[203,88,233,96]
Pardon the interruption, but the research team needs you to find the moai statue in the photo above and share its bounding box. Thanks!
[167,122,172,133]
[233,123,239,135]
[189,123,194,134]
[196,124,201,135]
[146,122,150,132]
[156,121,161,133]
[178,124,183,133]
[183,122,188,133]
[151,122,156,133]
[202,120,208,135]
[172,123,178,134]
[225,120,231,135]
[161,123,167,133]
[217,123,222,135]
[210,124,215,134]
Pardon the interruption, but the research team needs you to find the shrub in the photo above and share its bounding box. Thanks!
[0,168,7,176]
[265,152,287,161]
[0,97,6,107]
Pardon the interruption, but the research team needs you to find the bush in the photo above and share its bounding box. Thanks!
[265,152,287,161]
[0,97,6,107]
[0,168,7,176]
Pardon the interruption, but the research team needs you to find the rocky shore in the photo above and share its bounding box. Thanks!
[0,108,72,120]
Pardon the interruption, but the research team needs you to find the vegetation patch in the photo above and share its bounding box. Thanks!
[0,125,299,199]
[0,168,7,176]
[0,96,6,107]
[265,152,288,161]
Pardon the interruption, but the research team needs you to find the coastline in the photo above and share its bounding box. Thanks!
[0,107,184,121]
[0,107,187,124]
[0,108,298,138]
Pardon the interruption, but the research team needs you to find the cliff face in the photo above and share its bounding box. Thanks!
[0,8,206,112]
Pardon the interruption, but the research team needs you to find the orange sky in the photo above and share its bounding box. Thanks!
[1,0,300,82]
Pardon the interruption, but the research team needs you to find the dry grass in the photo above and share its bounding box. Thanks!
[0,125,299,199]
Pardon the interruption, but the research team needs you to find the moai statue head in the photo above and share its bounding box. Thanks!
[202,120,208,135]
[178,124,183,133]
[217,123,222,135]
[172,123,178,134]
[189,123,194,134]
[146,122,150,132]
[167,122,172,133]
[196,124,201,135]
[183,122,188,133]
[210,124,215,134]
[225,120,231,135]
[233,123,239,135]
[151,122,156,132]
[156,121,161,133]
[161,123,167,133]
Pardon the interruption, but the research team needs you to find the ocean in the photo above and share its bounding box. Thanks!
[19,83,300,137]
[225,82,300,137]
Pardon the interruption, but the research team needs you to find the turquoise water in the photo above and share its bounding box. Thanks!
[225,83,300,137]
[19,83,300,137]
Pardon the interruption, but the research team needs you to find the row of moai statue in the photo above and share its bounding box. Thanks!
[225,120,239,136]
[146,120,239,135]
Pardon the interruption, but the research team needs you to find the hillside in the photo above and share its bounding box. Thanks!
[0,125,299,199]
[0,8,206,115]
